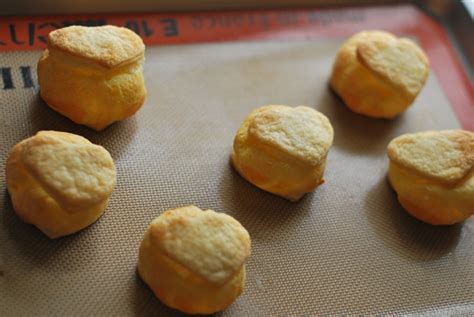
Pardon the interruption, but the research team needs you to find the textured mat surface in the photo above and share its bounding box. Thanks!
[0,41,473,315]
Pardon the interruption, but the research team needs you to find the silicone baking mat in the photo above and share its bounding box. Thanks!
[1,4,473,316]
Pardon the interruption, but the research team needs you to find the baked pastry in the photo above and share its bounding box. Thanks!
[330,30,429,118]
[37,25,146,130]
[138,206,251,314]
[232,105,334,201]
[6,131,116,238]
[387,130,474,225]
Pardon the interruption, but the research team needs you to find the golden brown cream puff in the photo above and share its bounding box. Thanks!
[232,105,334,201]
[330,30,429,118]
[137,206,251,314]
[6,131,117,238]
[38,25,146,130]
[387,130,474,225]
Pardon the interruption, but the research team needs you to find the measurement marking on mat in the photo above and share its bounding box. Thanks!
[0,66,35,90]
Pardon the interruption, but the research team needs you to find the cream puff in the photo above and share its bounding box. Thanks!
[37,25,146,130]
[137,206,251,314]
[232,105,334,201]
[387,130,474,225]
[330,30,429,118]
[5,131,117,238]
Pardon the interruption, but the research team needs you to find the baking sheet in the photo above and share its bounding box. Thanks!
[1,40,473,315]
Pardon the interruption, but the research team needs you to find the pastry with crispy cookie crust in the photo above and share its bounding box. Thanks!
[137,206,251,314]
[37,25,146,130]
[6,131,116,238]
[232,105,334,201]
[330,30,429,118]
[387,129,474,225]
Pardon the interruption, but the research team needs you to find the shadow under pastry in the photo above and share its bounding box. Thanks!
[316,85,405,157]
[28,93,138,160]
[1,190,96,268]
[364,176,461,262]
[217,157,315,242]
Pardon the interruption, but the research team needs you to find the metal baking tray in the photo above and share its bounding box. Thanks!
[0,1,473,316]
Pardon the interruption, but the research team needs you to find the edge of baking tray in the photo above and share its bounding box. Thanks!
[1,0,472,82]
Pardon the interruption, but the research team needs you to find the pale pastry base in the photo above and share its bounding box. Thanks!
[37,50,146,131]
[231,151,326,202]
[388,162,474,225]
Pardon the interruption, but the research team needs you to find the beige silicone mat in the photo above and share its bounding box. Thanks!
[1,40,473,316]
